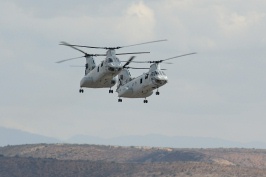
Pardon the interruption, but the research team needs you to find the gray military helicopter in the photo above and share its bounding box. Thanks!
[57,40,166,93]
[116,53,196,103]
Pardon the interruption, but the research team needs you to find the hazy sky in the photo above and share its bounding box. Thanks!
[1,0,266,143]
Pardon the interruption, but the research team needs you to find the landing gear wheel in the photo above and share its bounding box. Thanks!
[156,91,160,95]
[109,89,113,93]
[118,98,122,102]
[143,100,148,103]
[79,89,84,93]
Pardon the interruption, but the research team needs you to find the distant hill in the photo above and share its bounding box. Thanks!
[1,144,266,177]
[0,127,60,146]
[67,134,266,149]
[2,126,266,149]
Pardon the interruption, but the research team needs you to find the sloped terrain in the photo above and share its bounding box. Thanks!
[0,144,207,163]
[1,144,266,177]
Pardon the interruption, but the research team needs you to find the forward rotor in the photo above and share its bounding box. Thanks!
[59,39,167,50]
[122,56,167,70]
[56,41,106,63]
[130,52,197,64]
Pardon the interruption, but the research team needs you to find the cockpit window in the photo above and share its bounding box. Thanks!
[108,58,113,63]
[159,71,164,75]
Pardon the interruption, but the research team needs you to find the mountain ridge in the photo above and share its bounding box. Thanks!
[0,126,60,146]
[2,126,266,148]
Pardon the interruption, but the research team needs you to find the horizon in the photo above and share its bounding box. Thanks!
[1,126,266,149]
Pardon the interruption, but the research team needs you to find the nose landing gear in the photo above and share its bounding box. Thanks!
[156,88,160,95]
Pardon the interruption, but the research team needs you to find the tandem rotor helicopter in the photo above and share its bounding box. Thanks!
[116,53,196,103]
[56,40,166,93]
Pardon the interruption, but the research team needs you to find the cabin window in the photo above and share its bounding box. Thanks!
[145,74,148,79]
[140,78,142,84]
[97,66,99,72]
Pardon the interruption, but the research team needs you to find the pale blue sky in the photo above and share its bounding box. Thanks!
[1,0,266,143]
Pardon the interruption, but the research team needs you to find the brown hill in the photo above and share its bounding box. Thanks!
[1,144,266,176]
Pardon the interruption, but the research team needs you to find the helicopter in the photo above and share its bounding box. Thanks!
[116,53,196,103]
[56,40,166,93]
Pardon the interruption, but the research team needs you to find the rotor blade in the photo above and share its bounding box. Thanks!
[123,56,136,68]
[94,54,107,56]
[116,52,150,55]
[129,61,172,64]
[126,67,167,70]
[162,52,197,61]
[59,39,167,50]
[60,41,88,55]
[56,56,85,63]
[70,65,86,67]
[60,42,106,49]
[119,39,167,48]
[126,67,150,69]
[70,65,85,68]
[127,61,150,63]
[122,53,196,64]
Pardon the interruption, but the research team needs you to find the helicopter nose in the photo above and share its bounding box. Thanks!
[155,76,168,85]
[108,65,122,72]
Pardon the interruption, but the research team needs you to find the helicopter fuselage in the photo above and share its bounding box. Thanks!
[80,58,122,88]
[116,66,168,98]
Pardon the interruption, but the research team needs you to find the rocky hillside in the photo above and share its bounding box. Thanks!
[1,144,266,177]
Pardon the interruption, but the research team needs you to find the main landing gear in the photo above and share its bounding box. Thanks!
[109,89,113,93]
[156,88,160,95]
[118,98,122,102]
[143,99,148,103]
[79,88,84,93]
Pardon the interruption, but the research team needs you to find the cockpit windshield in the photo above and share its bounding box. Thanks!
[158,71,165,75]
[108,58,113,63]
